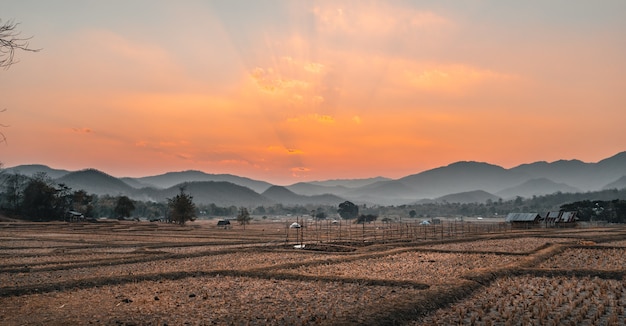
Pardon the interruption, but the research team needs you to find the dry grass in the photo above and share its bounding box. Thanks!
[422,236,570,253]
[538,247,626,270]
[413,275,626,325]
[598,239,626,247]
[1,276,425,325]
[276,251,525,285]
[1,220,626,325]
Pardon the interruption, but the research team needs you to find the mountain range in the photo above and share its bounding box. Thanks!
[4,151,626,206]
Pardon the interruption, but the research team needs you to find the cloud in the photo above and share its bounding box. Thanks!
[70,127,93,134]
[249,56,328,106]
[290,166,311,178]
[312,3,451,36]
[304,62,325,73]
[286,148,304,155]
[287,114,335,124]
[403,63,517,93]
[251,67,310,94]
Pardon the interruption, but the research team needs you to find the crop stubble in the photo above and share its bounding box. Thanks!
[1,220,625,325]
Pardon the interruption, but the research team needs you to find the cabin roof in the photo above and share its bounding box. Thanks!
[505,213,541,222]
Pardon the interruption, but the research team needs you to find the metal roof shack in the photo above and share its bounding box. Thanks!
[558,211,577,223]
[555,211,577,227]
[543,211,578,227]
[66,211,85,222]
[505,213,542,228]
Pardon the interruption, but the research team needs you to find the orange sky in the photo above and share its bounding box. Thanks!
[2,1,625,184]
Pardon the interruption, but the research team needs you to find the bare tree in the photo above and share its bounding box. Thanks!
[1,19,40,69]
[0,108,7,144]
[236,207,251,229]
[1,19,40,144]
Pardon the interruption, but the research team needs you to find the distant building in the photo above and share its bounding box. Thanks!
[507,211,578,228]
[545,211,561,227]
[543,211,578,227]
[505,213,541,228]
[217,220,231,229]
[558,211,577,223]
[67,211,85,222]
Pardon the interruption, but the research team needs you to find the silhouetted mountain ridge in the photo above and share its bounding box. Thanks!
[135,170,272,193]
[262,186,345,206]
[57,169,135,196]
[5,150,626,206]
[433,190,500,204]
[603,176,626,190]
[160,181,272,207]
[496,178,581,199]
[3,164,70,179]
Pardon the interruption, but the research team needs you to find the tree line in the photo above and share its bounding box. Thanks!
[561,199,626,223]
[0,172,197,225]
[2,170,625,224]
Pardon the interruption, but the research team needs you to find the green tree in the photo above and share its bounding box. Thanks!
[253,206,266,215]
[114,196,135,219]
[21,173,61,220]
[409,210,417,218]
[71,190,94,217]
[167,188,196,225]
[338,201,359,220]
[236,207,251,229]
[356,214,378,224]
[0,172,28,214]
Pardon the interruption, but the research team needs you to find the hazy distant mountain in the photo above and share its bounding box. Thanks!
[119,177,153,189]
[6,150,626,206]
[56,169,135,196]
[4,164,70,179]
[496,178,580,199]
[286,182,351,197]
[595,152,626,187]
[603,176,626,190]
[287,163,527,205]
[399,161,527,198]
[262,186,344,206]
[306,177,391,188]
[344,180,420,205]
[158,181,273,207]
[279,152,626,205]
[262,186,304,203]
[510,159,593,190]
[510,152,626,190]
[433,190,500,204]
[597,151,626,170]
[133,170,272,193]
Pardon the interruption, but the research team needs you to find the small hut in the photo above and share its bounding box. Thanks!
[216,220,231,229]
[544,211,578,228]
[505,213,542,228]
[67,211,85,222]
[556,211,577,227]
[545,211,561,227]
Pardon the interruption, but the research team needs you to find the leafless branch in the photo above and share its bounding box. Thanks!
[0,108,7,144]
[0,19,41,69]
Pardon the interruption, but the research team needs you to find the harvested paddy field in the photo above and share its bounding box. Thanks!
[1,220,625,325]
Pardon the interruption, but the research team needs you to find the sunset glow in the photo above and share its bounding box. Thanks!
[2,1,625,184]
